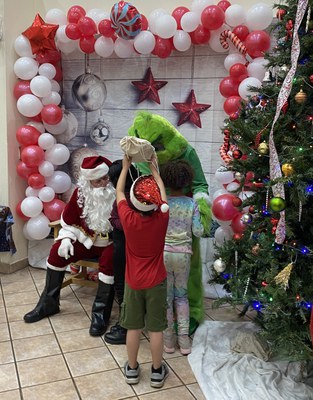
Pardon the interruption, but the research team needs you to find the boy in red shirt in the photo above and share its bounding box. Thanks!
[116,154,169,388]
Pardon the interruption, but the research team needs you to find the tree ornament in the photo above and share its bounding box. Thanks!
[90,117,110,145]
[172,89,211,128]
[257,141,269,155]
[276,9,286,20]
[131,67,168,104]
[274,262,294,290]
[213,258,226,273]
[269,196,286,212]
[232,197,242,207]
[241,213,253,224]
[309,75,313,84]
[72,71,107,112]
[294,88,307,104]
[251,243,260,255]
[232,149,242,159]
[233,233,243,240]
[234,171,244,181]
[281,163,294,176]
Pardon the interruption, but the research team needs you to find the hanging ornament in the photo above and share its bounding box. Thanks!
[274,262,294,290]
[269,197,286,212]
[281,163,294,177]
[131,67,168,104]
[257,141,269,155]
[285,19,293,40]
[232,197,242,207]
[294,88,307,104]
[251,243,260,255]
[309,75,313,84]
[232,149,242,159]
[172,89,211,128]
[276,8,286,20]
[241,213,253,224]
[72,71,107,112]
[213,258,226,273]
[90,117,110,145]
[234,171,244,181]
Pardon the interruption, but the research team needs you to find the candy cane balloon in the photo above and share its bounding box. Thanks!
[220,30,253,63]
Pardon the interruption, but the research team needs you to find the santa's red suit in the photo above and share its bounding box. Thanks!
[47,187,114,283]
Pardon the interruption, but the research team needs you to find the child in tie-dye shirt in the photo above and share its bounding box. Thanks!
[160,160,204,355]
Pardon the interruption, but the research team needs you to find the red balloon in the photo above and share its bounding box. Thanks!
[98,19,116,38]
[223,96,242,115]
[16,125,41,146]
[219,76,239,98]
[36,50,61,64]
[171,6,190,30]
[43,199,66,221]
[21,145,45,167]
[67,5,86,23]
[53,64,63,82]
[16,200,30,221]
[212,194,240,221]
[41,104,63,125]
[231,212,247,234]
[232,25,250,42]
[153,37,172,58]
[190,25,211,45]
[141,14,148,31]
[229,63,248,82]
[217,1,231,12]
[79,36,96,54]
[14,80,31,100]
[28,173,45,189]
[28,113,43,123]
[16,161,38,180]
[245,30,271,58]
[65,23,81,40]
[77,16,97,37]
[201,5,225,31]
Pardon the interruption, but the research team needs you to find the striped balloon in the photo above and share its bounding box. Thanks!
[110,1,142,40]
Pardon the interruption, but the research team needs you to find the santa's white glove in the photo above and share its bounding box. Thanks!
[58,238,74,260]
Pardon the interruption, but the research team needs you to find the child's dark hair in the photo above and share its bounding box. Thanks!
[108,160,139,191]
[160,160,194,190]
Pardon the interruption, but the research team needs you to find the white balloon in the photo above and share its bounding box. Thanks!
[17,94,43,118]
[38,63,56,80]
[134,31,156,54]
[209,26,229,53]
[38,160,55,177]
[181,12,200,32]
[38,186,55,202]
[38,133,56,150]
[25,213,51,240]
[57,40,78,54]
[30,75,52,97]
[215,167,234,184]
[214,226,233,246]
[114,38,135,58]
[226,181,240,192]
[44,118,68,135]
[225,5,246,27]
[23,223,33,240]
[246,3,273,31]
[247,61,267,81]
[21,196,43,217]
[224,53,247,71]
[238,77,262,100]
[95,37,114,58]
[45,144,70,165]
[42,91,61,106]
[14,57,38,80]
[25,186,39,197]
[148,9,168,34]
[45,8,67,25]
[26,121,45,133]
[191,0,214,14]
[46,171,72,193]
[14,35,33,57]
[212,188,228,200]
[173,30,191,52]
[155,15,177,39]
[56,25,71,43]
[86,9,109,26]
[51,80,60,92]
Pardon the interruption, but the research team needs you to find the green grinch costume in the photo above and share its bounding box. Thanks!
[128,111,212,333]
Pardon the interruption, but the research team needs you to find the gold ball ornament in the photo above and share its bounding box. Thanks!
[257,141,269,155]
[281,163,294,176]
[294,88,307,104]
[213,258,226,273]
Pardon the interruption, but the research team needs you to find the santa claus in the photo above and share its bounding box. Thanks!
[24,156,116,337]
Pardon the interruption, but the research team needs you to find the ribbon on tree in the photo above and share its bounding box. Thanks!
[268,0,309,244]
[220,30,253,63]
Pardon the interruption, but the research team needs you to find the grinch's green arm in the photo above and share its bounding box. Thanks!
[180,146,209,195]
[134,162,150,175]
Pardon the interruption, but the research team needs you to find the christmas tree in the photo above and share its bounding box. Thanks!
[211,0,313,361]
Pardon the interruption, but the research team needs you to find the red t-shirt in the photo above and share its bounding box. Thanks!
[118,199,169,290]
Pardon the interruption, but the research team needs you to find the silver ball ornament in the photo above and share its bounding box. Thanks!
[213,258,226,273]
[72,72,107,112]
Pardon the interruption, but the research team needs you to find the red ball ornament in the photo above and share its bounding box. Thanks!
[41,104,63,125]
[233,233,243,241]
[310,75,313,84]
[276,8,286,20]
[232,197,242,207]
[232,149,243,159]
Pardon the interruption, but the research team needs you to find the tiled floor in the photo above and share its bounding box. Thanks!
[0,267,252,400]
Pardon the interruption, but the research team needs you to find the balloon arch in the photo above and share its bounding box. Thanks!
[13,1,273,240]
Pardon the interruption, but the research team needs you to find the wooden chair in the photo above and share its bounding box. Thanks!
[49,220,99,289]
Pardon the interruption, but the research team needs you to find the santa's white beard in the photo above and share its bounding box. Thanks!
[81,182,115,233]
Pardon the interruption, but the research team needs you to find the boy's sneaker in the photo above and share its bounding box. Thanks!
[163,329,176,353]
[178,335,192,355]
[150,362,169,388]
[124,361,140,384]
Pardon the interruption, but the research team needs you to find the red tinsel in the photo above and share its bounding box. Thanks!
[134,175,163,206]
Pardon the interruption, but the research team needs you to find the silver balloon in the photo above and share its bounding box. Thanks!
[90,118,110,145]
[72,72,107,112]
[56,110,78,144]
[68,147,99,183]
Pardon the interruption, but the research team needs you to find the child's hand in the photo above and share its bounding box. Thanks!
[122,154,132,169]
[150,153,158,165]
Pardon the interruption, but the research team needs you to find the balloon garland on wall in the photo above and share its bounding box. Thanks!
[13,0,274,239]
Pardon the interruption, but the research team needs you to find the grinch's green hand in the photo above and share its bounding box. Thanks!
[195,197,212,237]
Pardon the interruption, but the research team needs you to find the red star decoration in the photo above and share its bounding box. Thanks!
[172,90,211,128]
[131,67,168,104]
[22,14,58,55]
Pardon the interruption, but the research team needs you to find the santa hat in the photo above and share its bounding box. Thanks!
[80,156,111,180]
[130,175,169,213]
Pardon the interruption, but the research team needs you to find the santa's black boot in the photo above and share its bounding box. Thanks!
[24,268,65,323]
[104,281,127,345]
[89,281,114,337]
